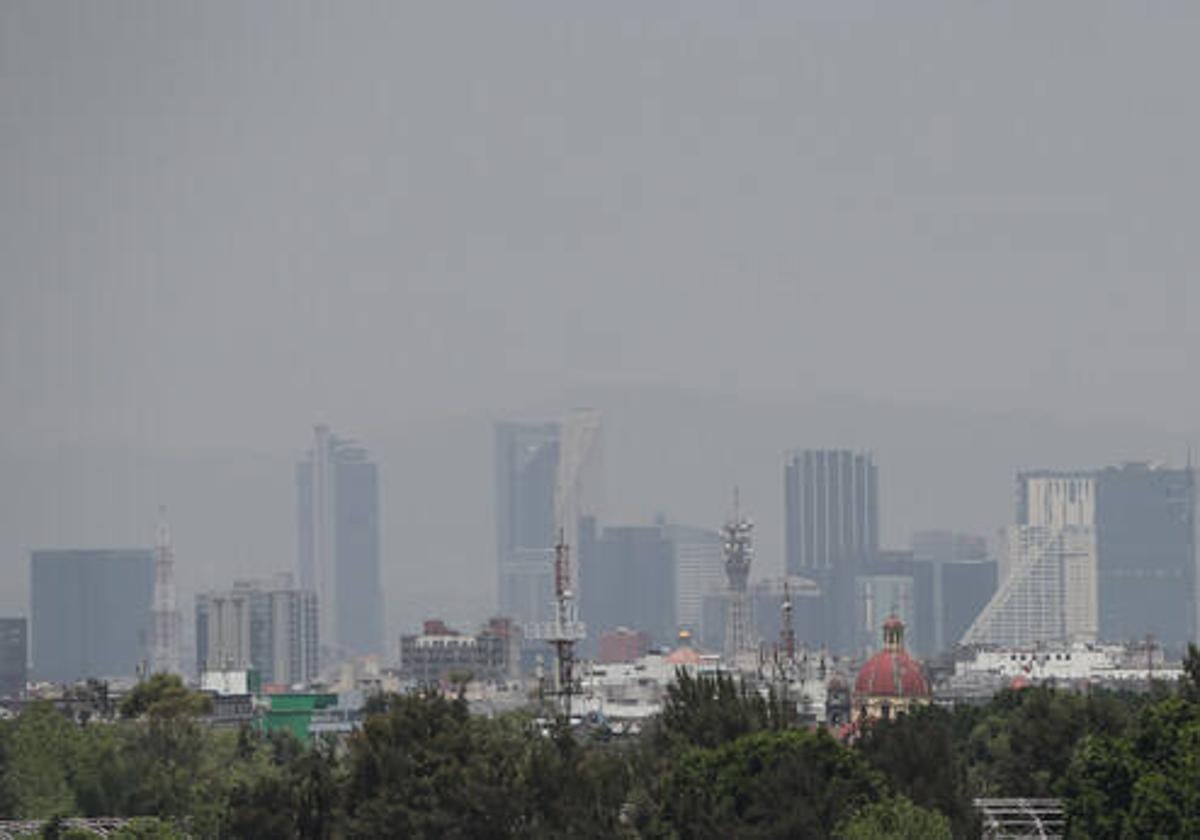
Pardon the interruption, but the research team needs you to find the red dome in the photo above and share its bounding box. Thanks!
[854,649,930,697]
[854,617,929,698]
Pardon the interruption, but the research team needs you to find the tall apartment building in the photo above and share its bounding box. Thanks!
[784,450,879,651]
[31,549,154,682]
[196,574,318,687]
[297,425,384,656]
[0,619,27,698]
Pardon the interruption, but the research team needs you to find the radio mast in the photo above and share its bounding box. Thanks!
[723,490,755,661]
[150,506,182,676]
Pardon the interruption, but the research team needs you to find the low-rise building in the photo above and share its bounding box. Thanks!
[399,618,522,686]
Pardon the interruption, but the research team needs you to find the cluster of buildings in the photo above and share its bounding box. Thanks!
[0,411,1195,742]
[1,425,384,710]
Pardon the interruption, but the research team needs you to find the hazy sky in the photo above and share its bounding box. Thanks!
[2,3,1198,636]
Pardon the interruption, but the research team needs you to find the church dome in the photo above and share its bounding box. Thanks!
[854,617,930,698]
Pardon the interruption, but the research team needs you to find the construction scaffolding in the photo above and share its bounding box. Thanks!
[974,798,1064,839]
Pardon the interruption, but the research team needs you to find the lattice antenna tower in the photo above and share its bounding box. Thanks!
[780,579,796,663]
[528,530,586,718]
[150,505,182,676]
[723,489,755,659]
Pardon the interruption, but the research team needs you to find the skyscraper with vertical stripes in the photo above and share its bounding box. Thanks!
[784,449,879,651]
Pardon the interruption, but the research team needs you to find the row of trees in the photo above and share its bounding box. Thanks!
[3,660,1200,838]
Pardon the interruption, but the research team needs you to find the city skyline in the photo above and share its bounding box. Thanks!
[4,2,1200,656]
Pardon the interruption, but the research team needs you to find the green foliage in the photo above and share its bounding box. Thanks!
[856,705,978,838]
[4,702,81,818]
[119,674,212,720]
[655,669,789,752]
[111,818,187,839]
[343,692,630,839]
[834,796,952,840]
[1063,695,1200,838]
[647,728,883,839]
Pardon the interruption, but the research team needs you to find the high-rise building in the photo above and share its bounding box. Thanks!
[297,425,384,656]
[1091,463,1195,650]
[0,618,27,698]
[31,549,154,682]
[1003,464,1196,650]
[911,531,996,653]
[963,524,1096,647]
[494,411,602,628]
[495,420,560,626]
[784,450,879,651]
[196,574,319,687]
[579,518,676,651]
[665,523,725,635]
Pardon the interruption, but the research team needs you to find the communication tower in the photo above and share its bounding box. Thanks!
[780,579,796,663]
[150,506,182,676]
[527,531,586,717]
[723,492,755,660]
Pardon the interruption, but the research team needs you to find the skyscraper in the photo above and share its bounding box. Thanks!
[965,464,1196,651]
[297,426,384,656]
[494,411,602,628]
[495,419,559,625]
[664,523,725,635]
[196,574,319,687]
[1091,463,1196,650]
[578,518,676,651]
[31,549,154,682]
[784,449,879,651]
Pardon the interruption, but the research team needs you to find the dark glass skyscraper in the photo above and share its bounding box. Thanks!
[31,549,154,682]
[297,426,384,656]
[1091,464,1196,650]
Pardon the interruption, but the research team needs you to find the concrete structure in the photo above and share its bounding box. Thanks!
[398,618,522,686]
[196,574,319,687]
[31,549,154,683]
[579,519,675,651]
[784,450,879,651]
[0,619,27,699]
[297,425,384,656]
[963,525,1096,648]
